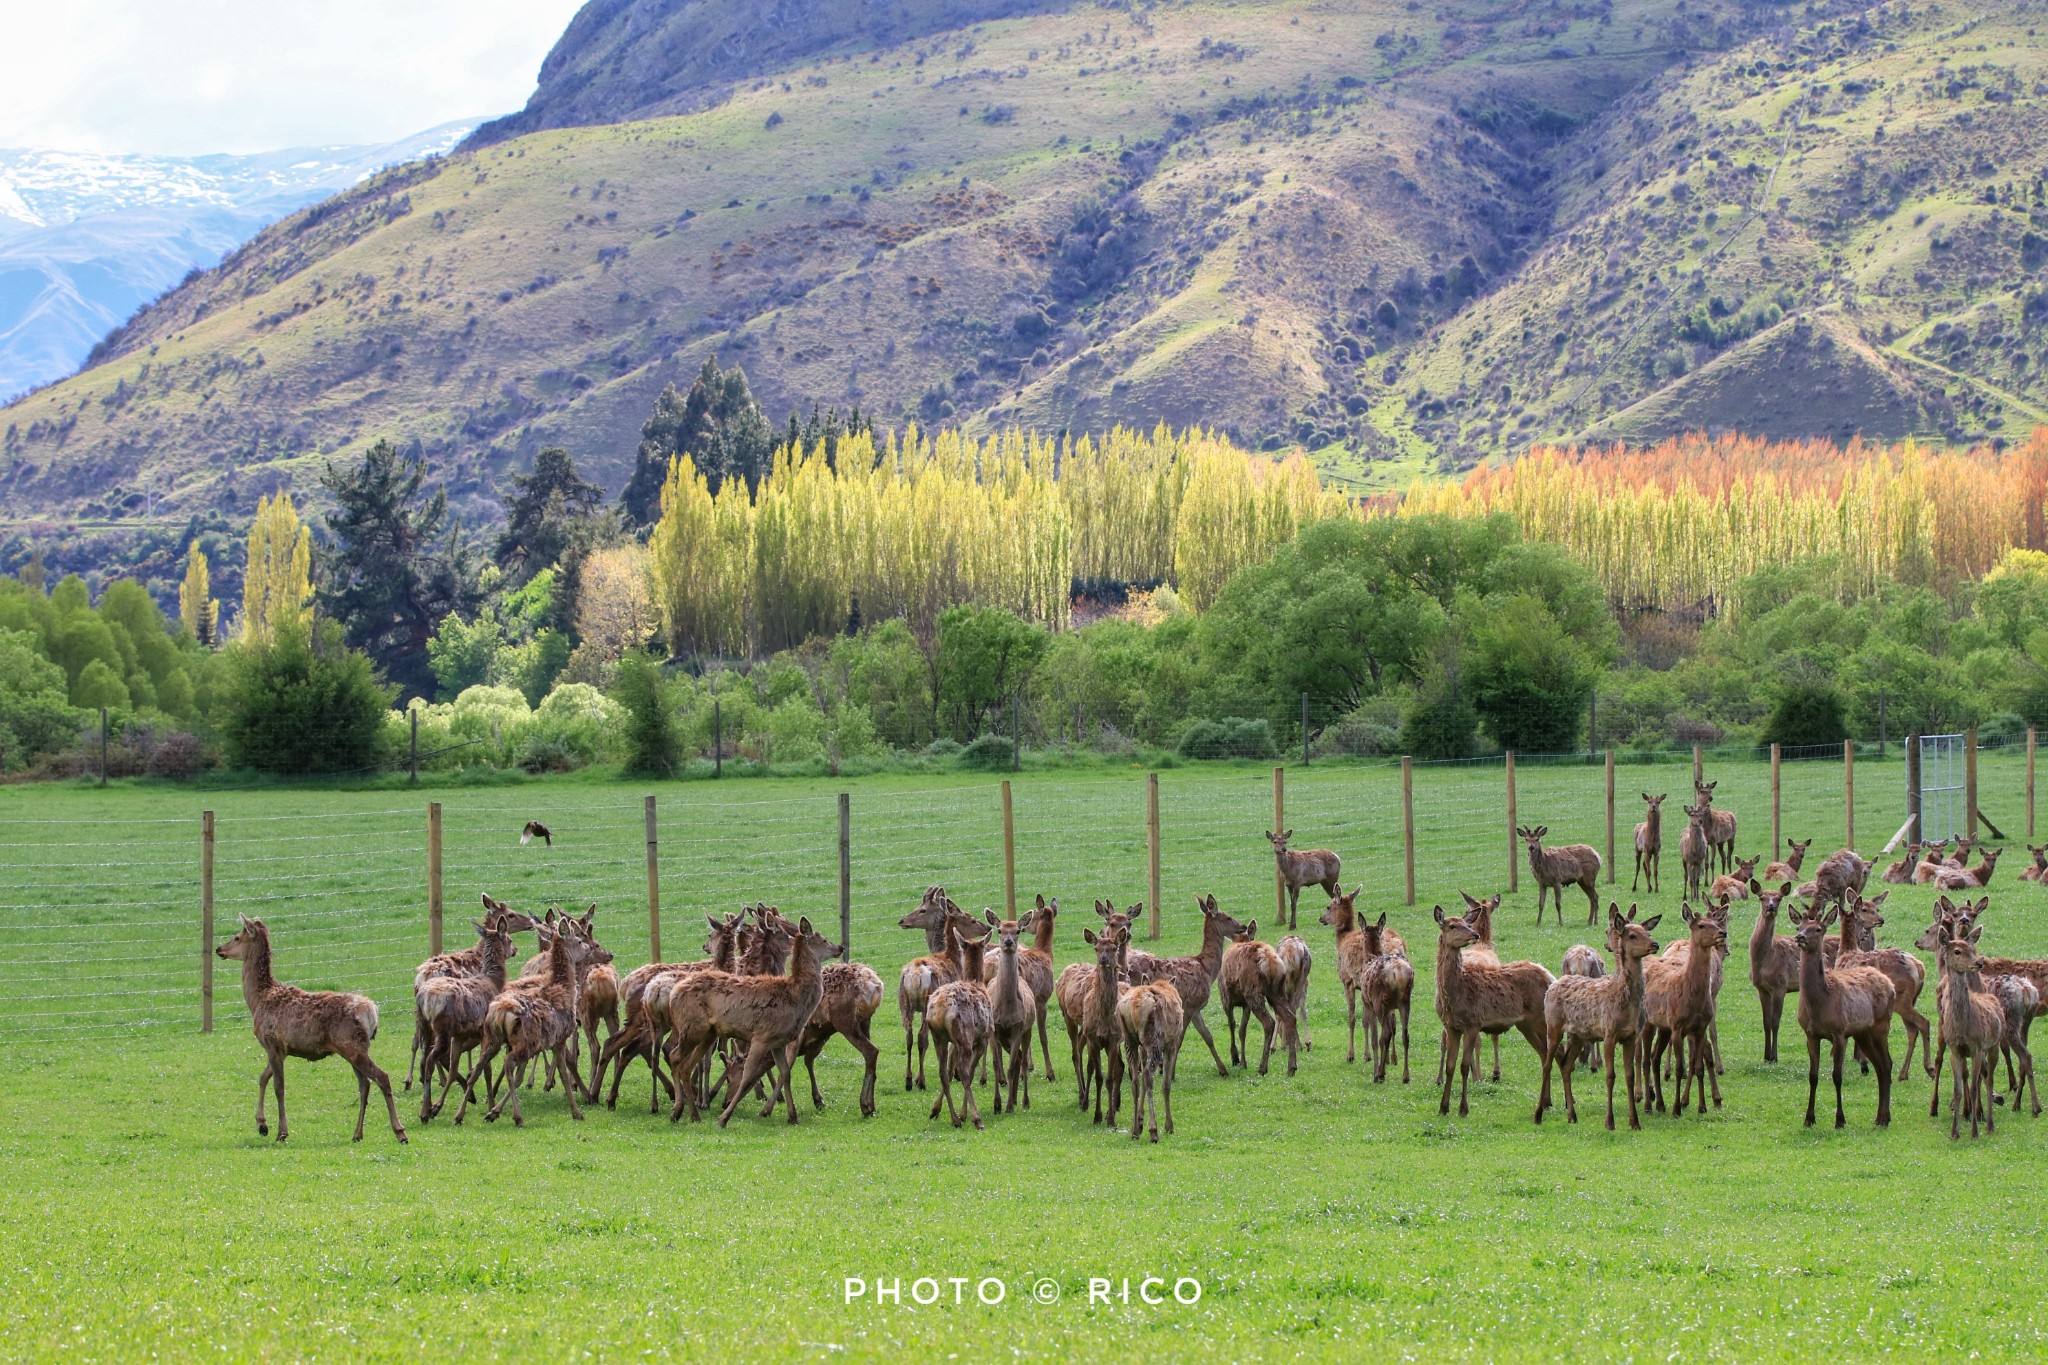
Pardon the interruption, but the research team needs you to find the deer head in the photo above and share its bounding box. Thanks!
[1680,902,1726,955]
[1459,890,1502,939]
[1609,903,1662,961]
[1433,904,1481,950]
[1642,792,1666,813]
[1791,905,1838,957]
[1359,911,1395,957]
[1265,829,1295,855]
[1198,894,1249,940]
[1318,885,1362,929]
[1729,854,1760,883]
[216,914,268,960]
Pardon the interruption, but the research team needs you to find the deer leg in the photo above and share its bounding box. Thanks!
[1490,1033,1501,1083]
[1184,1009,1227,1078]
[1712,1016,1724,1076]
[1127,1042,1145,1139]
[1105,1043,1124,1131]
[1585,878,1599,926]
[1703,1030,1723,1109]
[901,1002,917,1092]
[930,1035,954,1122]
[1439,1028,1461,1115]
[1250,996,1276,1076]
[405,1009,425,1091]
[253,1055,275,1137]
[1536,1025,1558,1123]
[1931,1032,1946,1118]
[270,1049,288,1143]
[1802,1031,1821,1127]
[1346,986,1358,1064]
[558,1044,587,1121]
[1458,1031,1479,1116]
[1161,1046,1176,1136]
[1829,1035,1847,1129]
[1037,1001,1055,1082]
[1398,998,1411,1084]
[1606,1036,1624,1130]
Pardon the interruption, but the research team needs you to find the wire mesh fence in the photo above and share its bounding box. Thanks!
[1,732,2038,1040]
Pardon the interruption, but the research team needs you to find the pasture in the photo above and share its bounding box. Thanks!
[4,750,2047,1361]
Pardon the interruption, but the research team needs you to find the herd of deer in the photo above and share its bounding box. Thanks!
[208,787,2048,1147]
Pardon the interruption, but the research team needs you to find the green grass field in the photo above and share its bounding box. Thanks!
[4,750,2046,1360]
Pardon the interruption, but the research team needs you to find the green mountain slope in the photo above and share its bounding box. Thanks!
[8,0,2033,529]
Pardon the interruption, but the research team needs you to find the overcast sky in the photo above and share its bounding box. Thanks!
[0,0,586,156]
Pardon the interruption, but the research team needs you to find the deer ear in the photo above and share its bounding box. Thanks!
[984,910,1000,928]
[1640,915,1662,932]
[1748,879,1761,894]
[1822,907,1839,928]
[1869,891,1888,907]
[1084,928,1098,945]
[798,916,813,934]
[1036,894,1047,910]
[1461,891,1480,909]
[1433,905,1447,926]
[1244,919,1258,937]
[1778,882,1792,897]
[1375,912,1387,929]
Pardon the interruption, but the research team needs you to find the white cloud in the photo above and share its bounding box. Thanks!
[0,0,586,155]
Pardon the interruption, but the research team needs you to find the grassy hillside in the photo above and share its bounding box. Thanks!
[13,0,2047,532]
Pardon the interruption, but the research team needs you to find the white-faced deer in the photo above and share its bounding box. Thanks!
[1118,974,1186,1142]
[1220,920,1299,1076]
[216,916,406,1144]
[453,918,613,1127]
[1536,904,1661,1129]
[1763,838,1813,885]
[1935,927,2007,1139]
[1123,894,1248,1079]
[1692,780,1738,874]
[666,916,841,1127]
[1266,829,1341,930]
[1709,855,1760,903]
[1792,907,1895,1128]
[1838,893,1932,1081]
[981,910,1039,1114]
[1642,905,1726,1115]
[1632,792,1666,893]
[1432,906,1553,1116]
[1520,825,1602,926]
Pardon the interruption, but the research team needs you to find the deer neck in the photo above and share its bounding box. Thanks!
[1837,913,1856,957]
[238,934,277,1006]
[1619,948,1650,1019]
[1683,938,1715,1005]
[1196,917,1230,980]
[480,938,510,988]
[1798,940,1831,1004]
[922,920,949,955]
[1750,907,1776,961]
[993,948,1024,1009]
[1435,936,1467,993]
[1031,914,1055,955]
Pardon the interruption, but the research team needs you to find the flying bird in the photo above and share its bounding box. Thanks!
[520,821,553,847]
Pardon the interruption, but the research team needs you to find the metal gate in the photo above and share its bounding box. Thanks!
[1919,733,1967,841]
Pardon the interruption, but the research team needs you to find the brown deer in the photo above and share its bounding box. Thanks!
[1934,846,2002,891]
[1803,848,1872,914]
[453,918,613,1127]
[1450,891,1503,1082]
[1536,904,1661,1129]
[978,893,1058,1080]
[1219,921,1299,1076]
[1277,933,1313,1052]
[406,893,537,1090]
[2019,844,2048,883]
[1692,780,1738,874]
[981,910,1039,1114]
[413,918,520,1120]
[1880,841,1923,884]
[1520,825,1602,926]
[772,957,884,1119]
[922,924,995,1129]
[1123,894,1248,1079]
[1678,804,1712,901]
[1792,907,1896,1128]
[1432,906,1553,1116]
[1763,838,1813,885]
[1318,885,1377,1066]
[1632,792,1666,893]
[412,914,517,1094]
[1746,879,1841,1062]
[1935,927,2007,1139]
[1074,925,1128,1127]
[666,916,840,1126]
[1561,945,1605,978]
[1642,905,1727,1115]
[1118,975,1186,1142]
[590,913,740,1111]
[1650,897,1731,1084]
[216,916,406,1144]
[1838,893,1932,1081]
[1708,855,1760,903]
[1266,829,1341,930]
[1355,914,1413,1083]
[896,889,982,1090]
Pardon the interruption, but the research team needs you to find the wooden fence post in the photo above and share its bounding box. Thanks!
[644,794,661,962]
[1272,766,1286,921]
[1844,740,1855,849]
[426,801,443,956]
[2030,726,2038,840]
[837,793,851,961]
[1966,726,1979,839]
[99,706,108,788]
[201,810,214,1033]
[1505,751,1519,892]
[1402,755,1416,907]
[1604,750,1616,883]
[1147,772,1162,942]
[1770,743,1782,857]
[1906,733,1922,844]
[1000,779,1017,919]
[1692,743,1703,789]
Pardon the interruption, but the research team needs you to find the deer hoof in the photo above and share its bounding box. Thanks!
[396,1130,409,1144]
[256,1121,268,1136]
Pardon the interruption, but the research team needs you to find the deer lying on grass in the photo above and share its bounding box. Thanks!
[1521,825,1602,926]
[1632,792,1666,893]
[981,911,1039,1113]
[1934,926,2007,1139]
[1792,906,1895,1128]
[217,916,407,1144]
[666,916,840,1126]
[1123,894,1247,1078]
[1277,933,1313,1052]
[1837,893,1932,1081]
[1355,914,1413,1083]
[923,923,995,1130]
[1536,904,1660,1129]
[454,917,613,1127]
[590,913,740,1111]
[979,894,1057,1080]
[1709,855,1760,903]
[1763,838,1813,886]
[406,894,537,1090]
[1881,841,1923,884]
[2019,844,2048,883]
[1679,804,1712,901]
[1433,905,1553,1116]
[1934,846,2002,891]
[1692,780,1738,874]
[1266,830,1341,930]
[897,888,982,1091]
[414,917,518,1120]
[1119,971,1186,1142]
[1220,921,1298,1076]
[1642,905,1726,1115]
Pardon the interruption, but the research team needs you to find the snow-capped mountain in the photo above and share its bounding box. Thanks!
[0,120,478,402]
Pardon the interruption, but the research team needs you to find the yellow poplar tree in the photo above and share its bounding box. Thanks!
[241,492,313,643]
[179,547,218,647]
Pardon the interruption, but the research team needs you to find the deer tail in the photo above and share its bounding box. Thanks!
[484,995,520,1043]
[354,996,381,1041]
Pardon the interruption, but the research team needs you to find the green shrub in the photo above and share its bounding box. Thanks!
[924,737,963,758]
[957,732,1015,770]
[1403,687,1479,760]
[1176,717,1276,760]
[613,650,683,777]
[219,622,393,774]
[1762,681,1848,749]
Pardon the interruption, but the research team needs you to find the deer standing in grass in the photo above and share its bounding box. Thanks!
[771,955,884,1119]
[981,910,1039,1113]
[1319,886,1378,1067]
[1693,780,1738,874]
[1792,907,1895,1128]
[1764,838,1813,886]
[923,923,995,1129]
[1746,880,1840,1063]
[1642,905,1726,1115]
[1679,804,1712,902]
[896,888,980,1090]
[1220,920,1300,1076]
[1277,933,1313,1052]
[1123,894,1248,1079]
[1074,925,1128,1127]
[1266,830,1341,930]
[414,917,519,1120]
[666,916,840,1126]
[1837,893,1932,1081]
[1632,792,1666,893]
[590,913,740,1111]
[217,916,406,1145]
[1119,972,1186,1142]
[1355,914,1413,1083]
[406,894,536,1090]
[1433,906,1553,1117]
[978,894,1057,1080]
[455,919,612,1127]
[1536,904,1660,1129]
[1935,926,2007,1139]
[1521,825,1602,926]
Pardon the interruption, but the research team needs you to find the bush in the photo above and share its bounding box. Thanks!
[957,732,1015,770]
[924,737,963,758]
[145,731,210,779]
[1668,715,1725,747]
[613,650,682,777]
[219,622,393,774]
[1311,717,1400,758]
[1176,717,1277,760]
[1762,681,1848,749]
[1402,687,1479,760]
